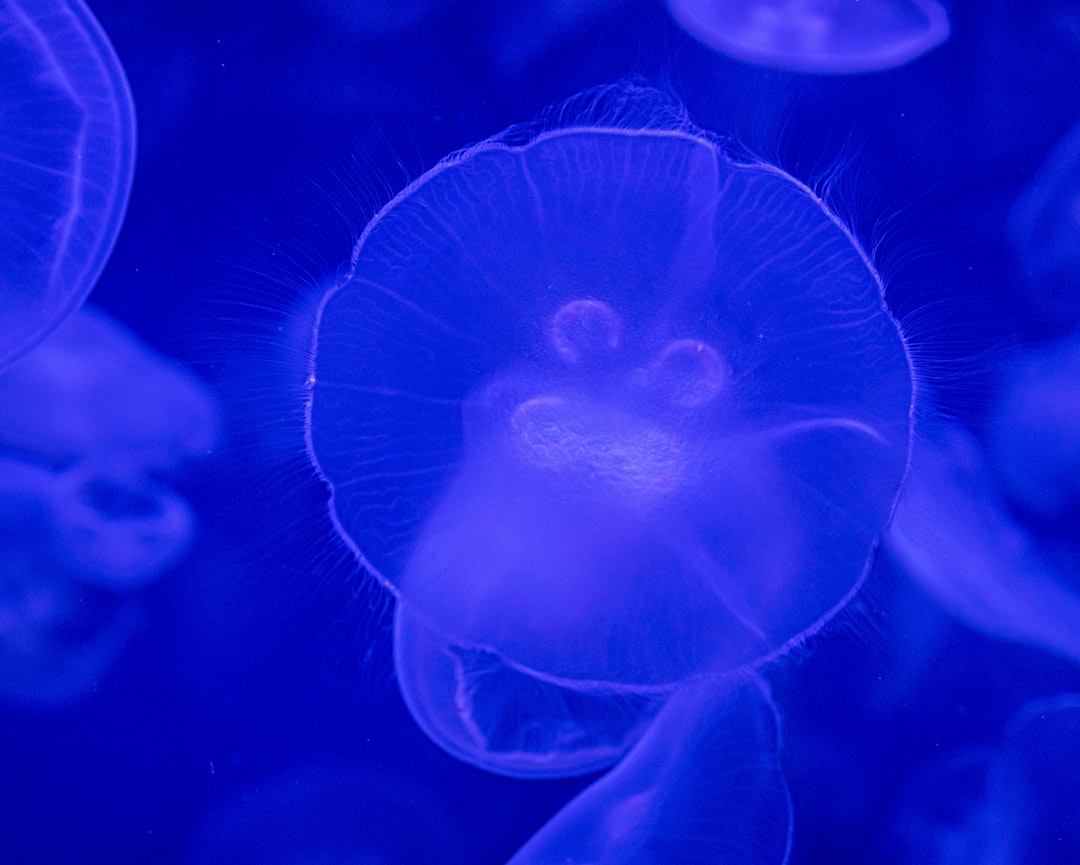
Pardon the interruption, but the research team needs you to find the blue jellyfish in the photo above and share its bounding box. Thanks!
[986,335,1080,522]
[887,419,1080,662]
[665,0,950,74]
[504,675,792,865]
[1009,118,1080,324]
[305,84,908,862]
[0,0,136,369]
[892,693,1080,865]
[0,306,218,707]
[307,83,913,691]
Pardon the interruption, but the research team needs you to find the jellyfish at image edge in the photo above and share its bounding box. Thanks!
[1008,116,1080,324]
[0,0,136,369]
[0,306,218,707]
[986,334,1080,523]
[304,83,910,861]
[891,693,1080,865]
[665,0,950,74]
[886,418,1080,662]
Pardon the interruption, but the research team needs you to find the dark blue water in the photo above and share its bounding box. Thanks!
[3,1,1079,863]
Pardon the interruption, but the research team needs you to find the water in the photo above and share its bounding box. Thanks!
[1,1,1078,863]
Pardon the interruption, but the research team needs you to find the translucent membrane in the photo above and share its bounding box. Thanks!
[987,336,1080,521]
[0,305,218,470]
[1009,118,1080,323]
[0,0,136,368]
[0,307,218,706]
[307,86,913,688]
[665,0,950,74]
[504,674,792,865]
[887,422,1080,661]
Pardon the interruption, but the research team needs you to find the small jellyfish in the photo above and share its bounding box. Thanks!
[665,0,950,74]
[887,420,1080,662]
[986,335,1080,523]
[891,694,1080,865]
[1009,117,1080,324]
[0,306,218,707]
[504,674,792,865]
[0,0,136,369]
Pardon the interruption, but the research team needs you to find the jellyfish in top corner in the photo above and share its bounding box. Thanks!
[304,83,909,862]
[891,693,1080,865]
[666,0,950,74]
[0,306,218,707]
[0,0,136,369]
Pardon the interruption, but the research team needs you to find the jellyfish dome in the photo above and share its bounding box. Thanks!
[306,84,914,691]
[0,0,136,369]
[665,0,950,74]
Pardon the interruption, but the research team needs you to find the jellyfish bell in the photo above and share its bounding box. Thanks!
[306,84,913,688]
[0,0,136,369]
[665,0,951,74]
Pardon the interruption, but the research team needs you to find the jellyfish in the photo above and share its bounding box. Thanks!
[887,419,1080,662]
[1008,117,1080,323]
[0,306,218,707]
[665,0,950,74]
[891,693,1080,865]
[986,335,1080,523]
[304,83,909,862]
[504,674,792,865]
[0,0,136,369]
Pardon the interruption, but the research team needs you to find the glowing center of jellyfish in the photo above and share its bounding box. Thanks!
[504,301,731,504]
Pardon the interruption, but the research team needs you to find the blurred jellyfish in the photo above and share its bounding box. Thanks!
[666,0,950,74]
[891,693,1080,865]
[0,306,218,707]
[986,335,1080,522]
[887,420,1080,662]
[305,83,908,862]
[505,674,792,865]
[1009,117,1080,323]
[0,0,136,369]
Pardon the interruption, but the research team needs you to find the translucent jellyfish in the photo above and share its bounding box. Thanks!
[1009,117,1080,323]
[0,0,136,369]
[986,335,1080,522]
[504,675,792,865]
[892,693,1080,865]
[306,84,914,693]
[306,85,907,862]
[0,305,218,472]
[665,0,951,74]
[0,306,218,707]
[887,420,1080,662]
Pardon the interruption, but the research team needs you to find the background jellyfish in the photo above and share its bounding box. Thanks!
[986,335,1080,523]
[665,0,950,74]
[504,674,792,865]
[886,418,1080,663]
[0,0,136,369]
[0,306,218,707]
[890,693,1080,865]
[1008,116,1080,325]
